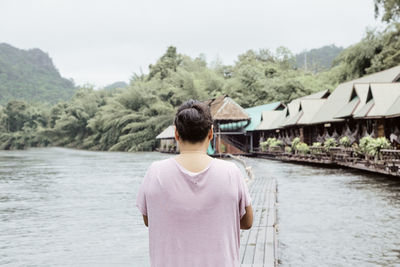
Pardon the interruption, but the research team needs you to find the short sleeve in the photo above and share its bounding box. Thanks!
[136,163,153,216]
[235,165,252,219]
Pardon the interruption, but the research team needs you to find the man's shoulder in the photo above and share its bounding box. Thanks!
[212,158,240,172]
[150,157,172,169]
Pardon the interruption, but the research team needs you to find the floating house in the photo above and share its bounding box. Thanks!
[156,95,252,155]
[219,102,286,152]
[254,66,400,148]
[155,125,178,153]
[255,89,330,145]
[156,65,400,155]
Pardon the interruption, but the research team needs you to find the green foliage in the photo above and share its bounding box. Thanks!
[339,136,351,148]
[0,43,76,105]
[284,146,292,153]
[312,142,322,147]
[374,0,400,22]
[359,136,374,156]
[291,137,301,152]
[260,137,283,151]
[296,44,344,72]
[333,23,400,82]
[296,142,310,155]
[360,136,391,159]
[324,138,338,150]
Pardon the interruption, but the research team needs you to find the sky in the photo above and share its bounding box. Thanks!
[0,0,384,87]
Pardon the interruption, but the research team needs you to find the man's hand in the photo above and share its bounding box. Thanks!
[142,215,148,227]
[240,206,253,230]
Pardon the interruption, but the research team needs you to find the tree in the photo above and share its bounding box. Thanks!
[374,0,400,22]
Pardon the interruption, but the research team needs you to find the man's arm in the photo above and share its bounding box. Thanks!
[240,205,253,230]
[142,215,148,227]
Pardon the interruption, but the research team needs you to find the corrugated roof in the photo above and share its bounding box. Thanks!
[310,65,400,124]
[156,125,175,139]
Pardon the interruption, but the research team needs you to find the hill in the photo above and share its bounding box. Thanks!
[104,81,128,90]
[295,44,343,72]
[0,43,76,105]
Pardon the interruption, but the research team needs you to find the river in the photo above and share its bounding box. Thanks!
[0,148,399,266]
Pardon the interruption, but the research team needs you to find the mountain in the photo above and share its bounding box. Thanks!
[0,43,76,105]
[104,81,128,90]
[295,44,344,72]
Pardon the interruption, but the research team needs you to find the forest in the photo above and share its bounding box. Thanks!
[0,0,399,151]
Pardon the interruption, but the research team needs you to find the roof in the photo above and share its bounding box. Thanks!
[300,89,330,100]
[297,99,327,125]
[334,83,369,118]
[310,65,400,124]
[256,109,287,130]
[281,89,330,127]
[284,99,327,126]
[156,125,175,139]
[203,94,250,122]
[243,102,283,131]
[353,83,400,118]
[386,96,400,118]
[218,101,284,131]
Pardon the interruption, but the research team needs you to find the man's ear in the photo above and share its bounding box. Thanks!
[208,125,213,140]
[174,126,179,141]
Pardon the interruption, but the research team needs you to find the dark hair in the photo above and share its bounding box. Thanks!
[174,99,213,143]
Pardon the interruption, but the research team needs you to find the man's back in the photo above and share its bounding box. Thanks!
[136,157,252,267]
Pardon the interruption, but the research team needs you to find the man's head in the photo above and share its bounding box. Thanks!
[174,99,213,144]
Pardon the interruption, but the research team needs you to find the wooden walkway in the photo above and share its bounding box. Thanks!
[239,177,278,267]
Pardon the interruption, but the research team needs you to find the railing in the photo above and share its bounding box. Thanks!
[255,147,400,177]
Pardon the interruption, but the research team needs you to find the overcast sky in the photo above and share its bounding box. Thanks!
[1,0,383,87]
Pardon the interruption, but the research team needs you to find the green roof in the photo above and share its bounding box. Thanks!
[243,102,282,131]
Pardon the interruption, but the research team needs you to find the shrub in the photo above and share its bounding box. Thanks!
[260,137,283,151]
[368,137,391,159]
[285,146,292,153]
[291,137,301,152]
[296,142,309,155]
[339,136,351,148]
[312,142,322,147]
[359,136,374,156]
[324,138,338,151]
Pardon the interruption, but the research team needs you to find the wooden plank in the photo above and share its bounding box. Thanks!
[264,226,275,267]
[230,155,278,267]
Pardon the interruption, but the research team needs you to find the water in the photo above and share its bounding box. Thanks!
[245,157,400,267]
[1,148,399,266]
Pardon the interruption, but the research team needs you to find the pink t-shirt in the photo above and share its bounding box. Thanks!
[136,156,252,267]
